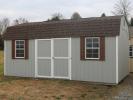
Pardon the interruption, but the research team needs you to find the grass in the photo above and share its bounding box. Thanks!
[0,50,3,75]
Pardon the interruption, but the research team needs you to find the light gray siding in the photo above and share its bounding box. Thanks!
[118,17,129,82]
[71,37,117,84]
[4,40,35,77]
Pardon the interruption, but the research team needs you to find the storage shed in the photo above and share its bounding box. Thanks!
[3,16,129,84]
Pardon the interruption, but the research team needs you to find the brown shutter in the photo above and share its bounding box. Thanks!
[12,40,15,59]
[100,37,105,61]
[25,40,29,59]
[80,37,85,60]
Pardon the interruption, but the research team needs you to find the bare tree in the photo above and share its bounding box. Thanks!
[71,12,81,20]
[13,18,28,25]
[112,0,132,20]
[0,18,10,35]
[47,13,64,21]
[0,18,10,50]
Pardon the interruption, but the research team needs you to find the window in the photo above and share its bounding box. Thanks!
[85,37,100,59]
[129,45,133,58]
[15,40,25,58]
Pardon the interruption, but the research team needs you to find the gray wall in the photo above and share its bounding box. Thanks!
[4,37,117,83]
[4,40,35,77]
[118,17,129,82]
[71,37,117,84]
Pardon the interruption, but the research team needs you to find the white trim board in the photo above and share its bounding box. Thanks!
[4,40,6,75]
[116,36,119,84]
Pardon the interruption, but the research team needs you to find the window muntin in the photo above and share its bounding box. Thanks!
[85,37,100,59]
[15,40,25,58]
[129,45,133,58]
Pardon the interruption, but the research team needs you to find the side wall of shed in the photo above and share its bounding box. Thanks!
[118,17,129,82]
[71,37,117,84]
[4,40,35,77]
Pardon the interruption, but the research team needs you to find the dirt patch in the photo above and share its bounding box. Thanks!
[0,75,132,100]
[1,51,133,99]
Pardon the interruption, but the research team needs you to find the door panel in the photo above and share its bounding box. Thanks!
[54,39,68,57]
[53,39,70,78]
[54,59,69,77]
[38,40,51,57]
[38,59,51,76]
[37,40,51,77]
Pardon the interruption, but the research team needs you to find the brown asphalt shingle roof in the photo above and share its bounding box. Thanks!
[4,16,122,40]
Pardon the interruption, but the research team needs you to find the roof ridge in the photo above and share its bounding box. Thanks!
[8,15,122,28]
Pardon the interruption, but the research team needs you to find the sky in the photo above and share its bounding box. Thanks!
[0,0,132,22]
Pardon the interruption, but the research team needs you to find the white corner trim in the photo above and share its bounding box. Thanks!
[4,40,6,75]
[116,36,119,84]
[69,38,72,80]
[35,39,37,78]
[51,39,54,78]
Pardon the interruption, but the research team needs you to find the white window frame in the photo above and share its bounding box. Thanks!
[129,45,133,58]
[85,37,100,59]
[15,40,25,58]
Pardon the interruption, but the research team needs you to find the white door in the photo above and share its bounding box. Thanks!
[36,39,52,78]
[35,38,71,79]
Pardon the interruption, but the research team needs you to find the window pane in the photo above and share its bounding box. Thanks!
[130,47,132,51]
[86,49,93,54]
[93,49,98,53]
[92,54,98,58]
[20,41,24,44]
[16,41,20,44]
[16,54,24,57]
[16,45,20,48]
[16,50,24,54]
[93,38,98,42]
[19,45,24,48]
[130,52,132,57]
[93,43,99,47]
[86,43,92,48]
[87,38,92,43]
[86,54,92,58]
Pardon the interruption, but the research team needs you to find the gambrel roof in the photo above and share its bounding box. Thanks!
[4,16,122,40]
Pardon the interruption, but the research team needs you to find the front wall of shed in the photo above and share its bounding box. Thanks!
[4,40,35,77]
[5,37,117,83]
[71,37,117,83]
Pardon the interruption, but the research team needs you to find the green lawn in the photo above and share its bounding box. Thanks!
[0,64,3,75]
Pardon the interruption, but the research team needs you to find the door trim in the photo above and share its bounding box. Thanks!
[35,38,72,80]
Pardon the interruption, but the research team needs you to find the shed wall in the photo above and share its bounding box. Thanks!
[118,17,129,82]
[4,37,117,83]
[4,40,35,77]
[71,37,117,84]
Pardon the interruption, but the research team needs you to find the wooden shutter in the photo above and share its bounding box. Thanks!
[12,40,15,59]
[25,40,29,59]
[80,37,85,60]
[100,37,105,61]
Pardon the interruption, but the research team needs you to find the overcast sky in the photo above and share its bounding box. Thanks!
[0,0,133,22]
